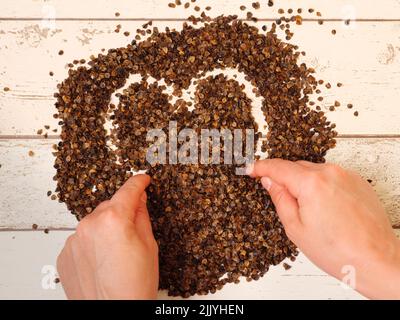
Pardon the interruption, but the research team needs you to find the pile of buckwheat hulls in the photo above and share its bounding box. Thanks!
[52,6,338,297]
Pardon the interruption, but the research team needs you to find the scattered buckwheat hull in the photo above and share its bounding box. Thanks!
[53,14,337,297]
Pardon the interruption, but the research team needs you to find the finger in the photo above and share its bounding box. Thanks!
[261,177,302,239]
[110,174,151,219]
[248,159,308,198]
[134,192,157,243]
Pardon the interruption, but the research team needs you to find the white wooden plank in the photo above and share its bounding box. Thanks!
[0,139,77,229]
[1,0,400,20]
[0,0,399,302]
[0,20,399,135]
[1,230,398,300]
[0,230,368,300]
[0,230,68,300]
[326,138,400,228]
[0,138,399,229]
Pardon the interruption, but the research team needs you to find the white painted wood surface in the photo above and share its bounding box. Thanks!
[1,21,400,135]
[0,230,398,300]
[1,0,400,19]
[1,138,400,229]
[0,0,399,300]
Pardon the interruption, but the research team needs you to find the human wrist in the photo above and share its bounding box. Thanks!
[356,238,400,299]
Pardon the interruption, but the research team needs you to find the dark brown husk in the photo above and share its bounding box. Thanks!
[53,14,337,297]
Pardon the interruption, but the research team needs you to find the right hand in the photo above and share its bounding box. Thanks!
[247,159,400,299]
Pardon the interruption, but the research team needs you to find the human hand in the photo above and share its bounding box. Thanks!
[57,174,159,300]
[248,159,400,299]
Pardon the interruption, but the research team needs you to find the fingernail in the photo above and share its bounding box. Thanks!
[245,163,254,176]
[261,177,272,191]
[140,192,147,203]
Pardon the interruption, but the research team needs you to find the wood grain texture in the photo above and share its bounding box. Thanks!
[0,20,400,135]
[0,138,399,229]
[0,0,399,301]
[0,230,365,300]
[1,0,400,20]
[0,229,398,300]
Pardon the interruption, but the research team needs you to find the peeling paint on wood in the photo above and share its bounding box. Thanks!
[0,21,399,135]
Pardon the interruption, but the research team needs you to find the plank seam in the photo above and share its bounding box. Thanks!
[0,228,75,232]
[0,18,399,22]
[0,135,60,140]
[335,134,400,139]
[2,134,400,140]
[1,226,398,232]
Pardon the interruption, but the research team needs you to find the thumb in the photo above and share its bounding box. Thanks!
[134,191,157,243]
[261,177,302,236]
[110,174,151,220]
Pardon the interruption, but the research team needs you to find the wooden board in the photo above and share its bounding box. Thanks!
[0,20,400,135]
[1,0,400,20]
[0,229,398,300]
[0,230,362,300]
[1,0,400,300]
[0,138,399,229]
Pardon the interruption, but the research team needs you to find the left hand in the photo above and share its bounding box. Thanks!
[56,174,159,300]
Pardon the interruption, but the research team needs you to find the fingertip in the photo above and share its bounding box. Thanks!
[248,159,272,177]
[251,159,278,178]
[129,173,151,187]
[260,176,272,191]
[110,174,151,216]
[245,163,254,176]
